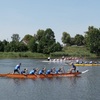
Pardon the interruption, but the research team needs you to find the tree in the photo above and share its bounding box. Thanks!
[0,41,4,51]
[61,32,71,45]
[4,28,62,54]
[6,41,18,52]
[4,41,28,52]
[49,42,62,52]
[74,34,84,46]
[42,28,56,54]
[0,40,9,52]
[4,43,11,52]
[3,40,9,52]
[18,42,28,52]
[36,28,57,54]
[36,29,45,42]
[11,34,20,42]
[70,37,75,45]
[22,34,33,44]
[44,28,55,45]
[2,40,8,46]
[28,38,37,52]
[85,26,100,55]
[37,41,44,53]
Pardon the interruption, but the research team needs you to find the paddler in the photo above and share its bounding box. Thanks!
[46,68,54,74]
[55,67,62,74]
[69,63,76,72]
[14,63,21,74]
[39,68,46,74]
[29,68,38,74]
[21,68,28,74]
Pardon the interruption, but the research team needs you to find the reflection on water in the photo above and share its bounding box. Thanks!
[0,59,100,100]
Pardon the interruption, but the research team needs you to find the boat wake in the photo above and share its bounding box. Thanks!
[82,70,89,74]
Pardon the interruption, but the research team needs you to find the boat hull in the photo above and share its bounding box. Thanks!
[0,72,81,79]
[74,64,100,66]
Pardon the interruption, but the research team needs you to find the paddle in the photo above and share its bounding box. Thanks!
[61,66,65,73]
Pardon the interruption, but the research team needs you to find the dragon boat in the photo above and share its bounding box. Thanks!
[0,70,88,79]
[74,63,100,66]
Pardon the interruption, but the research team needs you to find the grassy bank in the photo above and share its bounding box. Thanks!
[0,46,98,59]
[63,46,96,58]
[0,52,48,59]
[51,46,97,58]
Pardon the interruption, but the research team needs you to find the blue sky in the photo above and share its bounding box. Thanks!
[0,0,100,43]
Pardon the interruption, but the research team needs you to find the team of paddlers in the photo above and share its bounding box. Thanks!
[47,56,81,62]
[13,63,77,75]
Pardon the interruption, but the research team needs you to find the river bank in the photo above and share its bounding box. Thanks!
[0,46,98,59]
[0,51,98,59]
[0,52,48,59]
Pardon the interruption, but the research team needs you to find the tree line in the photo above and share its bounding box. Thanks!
[0,26,100,55]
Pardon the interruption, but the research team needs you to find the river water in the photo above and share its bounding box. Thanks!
[0,58,100,100]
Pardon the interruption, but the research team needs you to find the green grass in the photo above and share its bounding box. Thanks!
[0,52,48,58]
[63,46,96,58]
[50,46,97,58]
[0,46,97,58]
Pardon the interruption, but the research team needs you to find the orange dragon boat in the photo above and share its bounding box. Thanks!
[0,70,88,79]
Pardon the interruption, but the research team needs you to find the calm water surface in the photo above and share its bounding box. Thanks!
[0,58,100,100]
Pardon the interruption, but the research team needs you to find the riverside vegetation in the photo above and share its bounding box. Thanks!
[0,46,97,59]
[0,26,100,58]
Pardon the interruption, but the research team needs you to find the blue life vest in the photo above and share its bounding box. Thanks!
[46,70,51,74]
[21,70,25,74]
[72,64,76,70]
[39,70,43,74]
[29,70,35,74]
[55,68,62,74]
[15,65,20,70]
[55,69,59,74]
